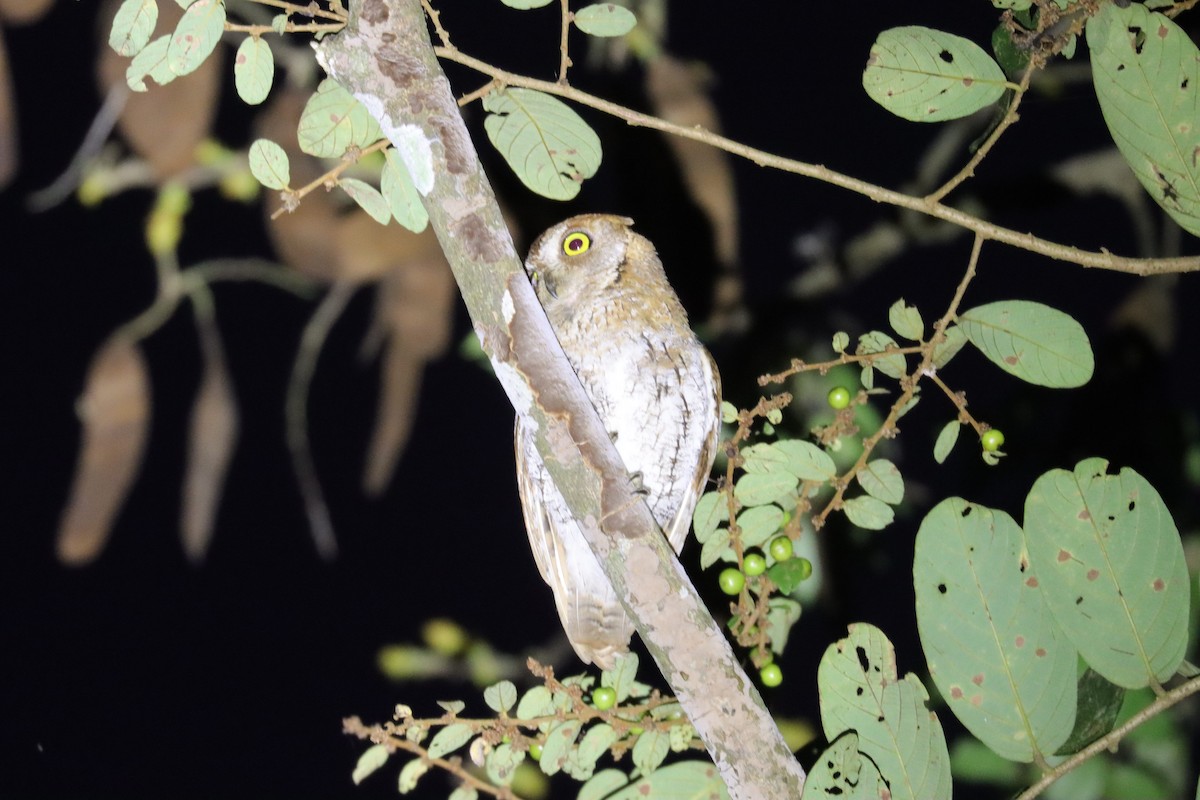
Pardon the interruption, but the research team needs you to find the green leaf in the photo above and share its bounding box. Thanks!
[1024,459,1189,688]
[856,331,906,379]
[427,723,474,758]
[631,730,670,774]
[516,685,555,725]
[298,79,383,158]
[398,757,429,793]
[602,762,730,799]
[959,300,1094,387]
[483,680,518,713]
[565,723,617,780]
[741,440,836,482]
[832,331,850,353]
[1055,668,1125,756]
[863,26,1009,122]
[574,4,637,37]
[339,178,391,225]
[126,35,174,91]
[933,421,959,464]
[483,88,602,200]
[699,527,731,569]
[1088,2,1200,237]
[736,504,785,548]
[271,13,287,34]
[501,0,554,7]
[932,325,967,368]
[167,0,225,77]
[381,149,429,233]
[767,560,809,596]
[437,699,465,715]
[110,0,157,57]
[248,138,290,190]
[857,459,904,505]
[992,23,1031,75]
[351,743,389,785]
[233,36,273,105]
[720,400,738,423]
[539,720,581,775]
[484,742,524,787]
[914,498,1077,762]
[800,731,888,800]
[889,299,924,341]
[601,653,638,703]
[766,597,802,654]
[691,491,728,544]
[842,495,894,530]
[734,472,798,507]
[818,623,952,800]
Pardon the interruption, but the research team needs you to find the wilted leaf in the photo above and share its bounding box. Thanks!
[181,321,238,563]
[57,336,151,564]
[99,0,223,178]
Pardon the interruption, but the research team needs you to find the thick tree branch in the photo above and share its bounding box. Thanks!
[316,0,806,796]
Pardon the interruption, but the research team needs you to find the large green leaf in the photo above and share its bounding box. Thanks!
[863,27,1009,122]
[1088,2,1200,237]
[915,498,1077,762]
[818,623,952,800]
[483,88,602,200]
[1024,459,1189,688]
[959,300,1093,388]
[583,762,730,800]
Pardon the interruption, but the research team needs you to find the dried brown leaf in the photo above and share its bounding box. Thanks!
[0,30,16,189]
[645,55,738,268]
[362,252,455,494]
[181,323,239,563]
[57,336,152,565]
[97,0,222,179]
[0,0,54,26]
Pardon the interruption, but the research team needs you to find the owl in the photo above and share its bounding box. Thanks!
[515,214,722,669]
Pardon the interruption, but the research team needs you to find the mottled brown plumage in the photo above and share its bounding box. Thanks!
[515,214,722,668]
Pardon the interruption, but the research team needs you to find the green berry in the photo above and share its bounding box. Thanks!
[827,386,852,409]
[718,567,746,595]
[528,742,543,761]
[759,663,783,687]
[981,428,1005,452]
[796,557,813,581]
[592,687,617,711]
[743,551,767,577]
[715,566,744,597]
[768,536,794,562]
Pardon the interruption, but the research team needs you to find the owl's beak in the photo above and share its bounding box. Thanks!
[531,270,558,299]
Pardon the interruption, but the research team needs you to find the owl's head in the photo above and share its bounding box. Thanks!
[524,214,640,306]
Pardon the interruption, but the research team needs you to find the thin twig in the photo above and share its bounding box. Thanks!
[557,0,572,83]
[1016,674,1200,800]
[434,47,1200,276]
[246,0,346,22]
[420,0,452,47]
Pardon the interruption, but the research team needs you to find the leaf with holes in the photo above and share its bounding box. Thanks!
[1088,2,1200,236]
[483,88,602,200]
[959,300,1093,387]
[800,731,887,800]
[818,623,952,800]
[864,26,1009,122]
[915,498,1076,762]
[1024,458,1189,688]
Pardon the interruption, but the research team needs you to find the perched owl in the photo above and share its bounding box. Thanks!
[515,214,722,668]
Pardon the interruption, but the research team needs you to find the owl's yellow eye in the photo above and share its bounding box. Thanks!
[562,231,591,256]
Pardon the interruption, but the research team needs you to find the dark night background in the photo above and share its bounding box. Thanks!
[3,1,1199,798]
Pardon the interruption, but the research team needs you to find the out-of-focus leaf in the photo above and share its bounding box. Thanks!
[57,336,152,564]
[0,0,54,25]
[363,250,455,494]
[0,29,16,189]
[645,55,738,268]
[99,0,223,178]
[181,321,239,563]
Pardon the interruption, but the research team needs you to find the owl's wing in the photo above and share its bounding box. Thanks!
[662,348,723,554]
[514,417,634,668]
